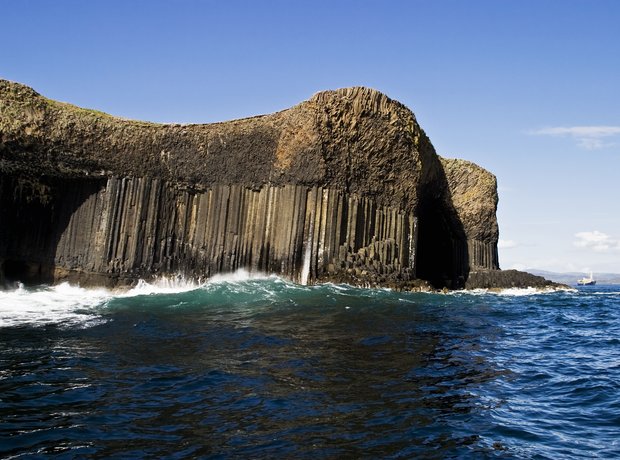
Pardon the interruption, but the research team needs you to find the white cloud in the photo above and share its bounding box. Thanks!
[498,238,517,249]
[574,230,620,252]
[531,125,620,150]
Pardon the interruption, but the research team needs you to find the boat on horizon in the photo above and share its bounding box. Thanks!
[577,272,596,286]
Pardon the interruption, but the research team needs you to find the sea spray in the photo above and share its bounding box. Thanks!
[0,282,110,328]
[300,241,312,286]
[121,275,203,296]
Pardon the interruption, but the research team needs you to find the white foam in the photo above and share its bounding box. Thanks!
[120,275,203,297]
[115,270,277,297]
[583,290,620,296]
[300,241,311,286]
[496,286,577,296]
[206,269,272,285]
[0,282,111,328]
[447,286,574,297]
[495,287,550,296]
[0,271,286,328]
[0,274,209,328]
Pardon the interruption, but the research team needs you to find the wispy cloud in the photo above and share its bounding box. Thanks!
[531,125,620,150]
[574,230,620,252]
[498,239,517,249]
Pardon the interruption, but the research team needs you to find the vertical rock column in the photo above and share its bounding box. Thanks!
[467,239,499,270]
[50,177,418,284]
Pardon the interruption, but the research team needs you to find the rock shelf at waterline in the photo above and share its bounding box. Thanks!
[0,80,557,290]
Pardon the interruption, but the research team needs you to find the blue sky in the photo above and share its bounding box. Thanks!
[2,0,619,273]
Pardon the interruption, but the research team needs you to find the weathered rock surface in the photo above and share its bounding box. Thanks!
[440,158,499,270]
[0,79,552,289]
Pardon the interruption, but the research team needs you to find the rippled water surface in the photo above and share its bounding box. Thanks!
[1,276,619,458]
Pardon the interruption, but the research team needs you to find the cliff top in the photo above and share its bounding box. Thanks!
[0,79,407,126]
[0,79,439,210]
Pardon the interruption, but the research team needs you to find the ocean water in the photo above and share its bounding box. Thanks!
[1,273,619,459]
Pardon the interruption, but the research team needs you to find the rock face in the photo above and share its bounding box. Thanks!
[1,79,516,289]
[440,158,499,271]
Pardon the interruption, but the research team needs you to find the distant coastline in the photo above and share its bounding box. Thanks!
[527,269,620,285]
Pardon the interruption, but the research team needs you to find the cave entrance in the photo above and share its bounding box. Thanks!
[3,259,35,283]
[415,195,468,289]
[1,175,106,286]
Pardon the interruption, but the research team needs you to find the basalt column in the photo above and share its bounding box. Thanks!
[439,158,500,272]
[1,175,418,285]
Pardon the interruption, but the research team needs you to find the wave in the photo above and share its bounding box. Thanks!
[0,282,110,328]
[119,269,277,296]
[447,286,576,297]
[120,275,204,297]
[0,271,319,328]
[0,275,208,328]
[2,270,596,329]
[1,269,421,329]
[494,286,576,296]
[586,291,620,296]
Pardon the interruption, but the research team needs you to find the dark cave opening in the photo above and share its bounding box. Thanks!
[3,260,29,281]
[415,194,469,289]
[0,175,105,286]
[1,259,48,284]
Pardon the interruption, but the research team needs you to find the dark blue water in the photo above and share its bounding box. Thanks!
[1,276,619,458]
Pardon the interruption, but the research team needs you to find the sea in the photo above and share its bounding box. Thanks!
[1,272,619,459]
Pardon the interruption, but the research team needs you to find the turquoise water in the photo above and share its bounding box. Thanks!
[1,275,619,458]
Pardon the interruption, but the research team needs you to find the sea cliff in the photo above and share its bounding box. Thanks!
[0,80,553,289]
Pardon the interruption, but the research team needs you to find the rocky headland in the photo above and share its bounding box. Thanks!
[0,79,556,290]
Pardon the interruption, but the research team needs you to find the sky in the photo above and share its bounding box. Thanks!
[2,0,619,274]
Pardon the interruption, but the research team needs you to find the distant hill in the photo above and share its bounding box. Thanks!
[528,269,620,285]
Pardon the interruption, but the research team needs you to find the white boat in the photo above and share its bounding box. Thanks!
[577,272,596,286]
